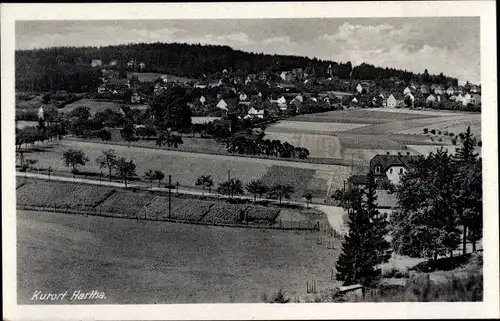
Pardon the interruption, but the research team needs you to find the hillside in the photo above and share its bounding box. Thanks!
[15,42,458,92]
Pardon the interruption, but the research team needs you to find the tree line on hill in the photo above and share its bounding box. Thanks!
[16,42,457,92]
[333,126,482,288]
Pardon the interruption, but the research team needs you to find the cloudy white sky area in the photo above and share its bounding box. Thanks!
[16,18,480,84]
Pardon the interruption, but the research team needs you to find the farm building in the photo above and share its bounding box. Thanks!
[370,153,421,185]
[351,97,358,104]
[446,86,455,96]
[419,85,430,94]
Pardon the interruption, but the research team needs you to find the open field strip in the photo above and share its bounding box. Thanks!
[291,109,434,124]
[396,116,481,135]
[344,114,480,135]
[407,145,482,158]
[17,210,340,304]
[364,107,472,117]
[267,120,370,133]
[264,132,342,159]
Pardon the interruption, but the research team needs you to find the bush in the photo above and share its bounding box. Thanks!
[261,289,290,303]
[449,132,454,137]
[477,140,482,147]
[423,128,428,134]
[443,130,448,136]
[451,138,457,145]
[437,130,442,135]
[430,129,436,135]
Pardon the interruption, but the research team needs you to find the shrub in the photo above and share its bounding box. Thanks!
[478,140,482,147]
[437,137,443,142]
[423,128,428,134]
[262,289,290,303]
[443,130,448,136]
[437,130,442,135]
[430,129,436,135]
[449,132,454,137]
[451,138,457,145]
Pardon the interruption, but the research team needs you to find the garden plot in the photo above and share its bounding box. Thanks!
[98,191,155,217]
[396,116,481,135]
[407,145,482,158]
[135,196,213,221]
[264,132,342,159]
[267,121,369,133]
[16,180,115,209]
[336,133,404,150]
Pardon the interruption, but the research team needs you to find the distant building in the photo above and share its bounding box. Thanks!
[160,75,169,83]
[246,107,265,119]
[199,96,206,105]
[419,85,429,94]
[108,60,118,67]
[91,59,103,68]
[426,94,437,103]
[351,97,359,104]
[403,87,412,95]
[38,105,44,120]
[239,93,248,101]
[139,62,146,70]
[470,85,479,93]
[386,94,398,108]
[434,86,445,95]
[216,99,228,111]
[446,86,455,96]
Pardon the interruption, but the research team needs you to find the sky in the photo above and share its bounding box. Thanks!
[16,18,480,84]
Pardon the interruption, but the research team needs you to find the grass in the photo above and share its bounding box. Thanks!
[17,209,338,303]
[264,132,342,159]
[98,191,155,217]
[60,99,123,115]
[292,109,433,124]
[260,166,317,198]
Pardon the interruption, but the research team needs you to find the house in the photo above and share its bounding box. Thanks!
[403,86,416,95]
[138,62,146,70]
[327,64,333,77]
[426,94,437,103]
[404,92,415,106]
[216,99,229,111]
[199,96,206,105]
[194,81,208,89]
[370,153,421,185]
[434,85,445,95]
[247,107,265,119]
[470,85,479,93]
[351,97,359,104]
[154,83,168,94]
[446,86,455,96]
[160,75,169,83]
[131,91,143,104]
[91,59,103,68]
[294,94,304,103]
[472,94,481,105]
[127,60,136,68]
[97,84,107,94]
[386,94,398,108]
[276,96,287,110]
[356,83,364,94]
[209,79,223,88]
[420,85,430,94]
[462,93,472,106]
[449,95,457,101]
[108,60,118,67]
[455,94,464,104]
[280,71,294,83]
[239,93,248,101]
[38,105,44,120]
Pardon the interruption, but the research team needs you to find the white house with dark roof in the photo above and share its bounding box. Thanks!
[247,107,265,119]
[446,86,455,96]
[199,96,206,105]
[370,153,421,185]
[386,94,398,108]
[216,99,228,111]
[91,59,103,68]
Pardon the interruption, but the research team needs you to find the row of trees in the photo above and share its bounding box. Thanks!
[334,126,482,287]
[226,136,310,159]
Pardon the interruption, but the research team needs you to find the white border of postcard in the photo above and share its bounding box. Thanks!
[2,1,498,320]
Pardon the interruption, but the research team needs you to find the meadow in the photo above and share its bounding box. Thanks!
[20,140,350,200]
[263,132,342,158]
[17,210,340,304]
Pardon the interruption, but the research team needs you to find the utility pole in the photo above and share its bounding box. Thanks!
[168,175,172,219]
[227,170,231,199]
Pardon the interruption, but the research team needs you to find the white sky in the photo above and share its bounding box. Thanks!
[16,18,480,84]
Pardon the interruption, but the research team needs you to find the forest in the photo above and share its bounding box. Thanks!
[15,42,458,92]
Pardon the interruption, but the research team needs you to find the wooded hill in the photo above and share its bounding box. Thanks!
[15,42,458,92]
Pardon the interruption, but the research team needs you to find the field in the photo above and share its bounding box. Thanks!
[21,140,351,200]
[60,99,123,115]
[16,180,115,209]
[16,121,39,129]
[16,179,282,225]
[266,121,369,133]
[264,132,342,158]
[18,210,339,303]
[127,72,196,84]
[265,108,481,161]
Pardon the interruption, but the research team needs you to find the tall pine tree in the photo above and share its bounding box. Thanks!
[365,170,391,265]
[336,186,380,287]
